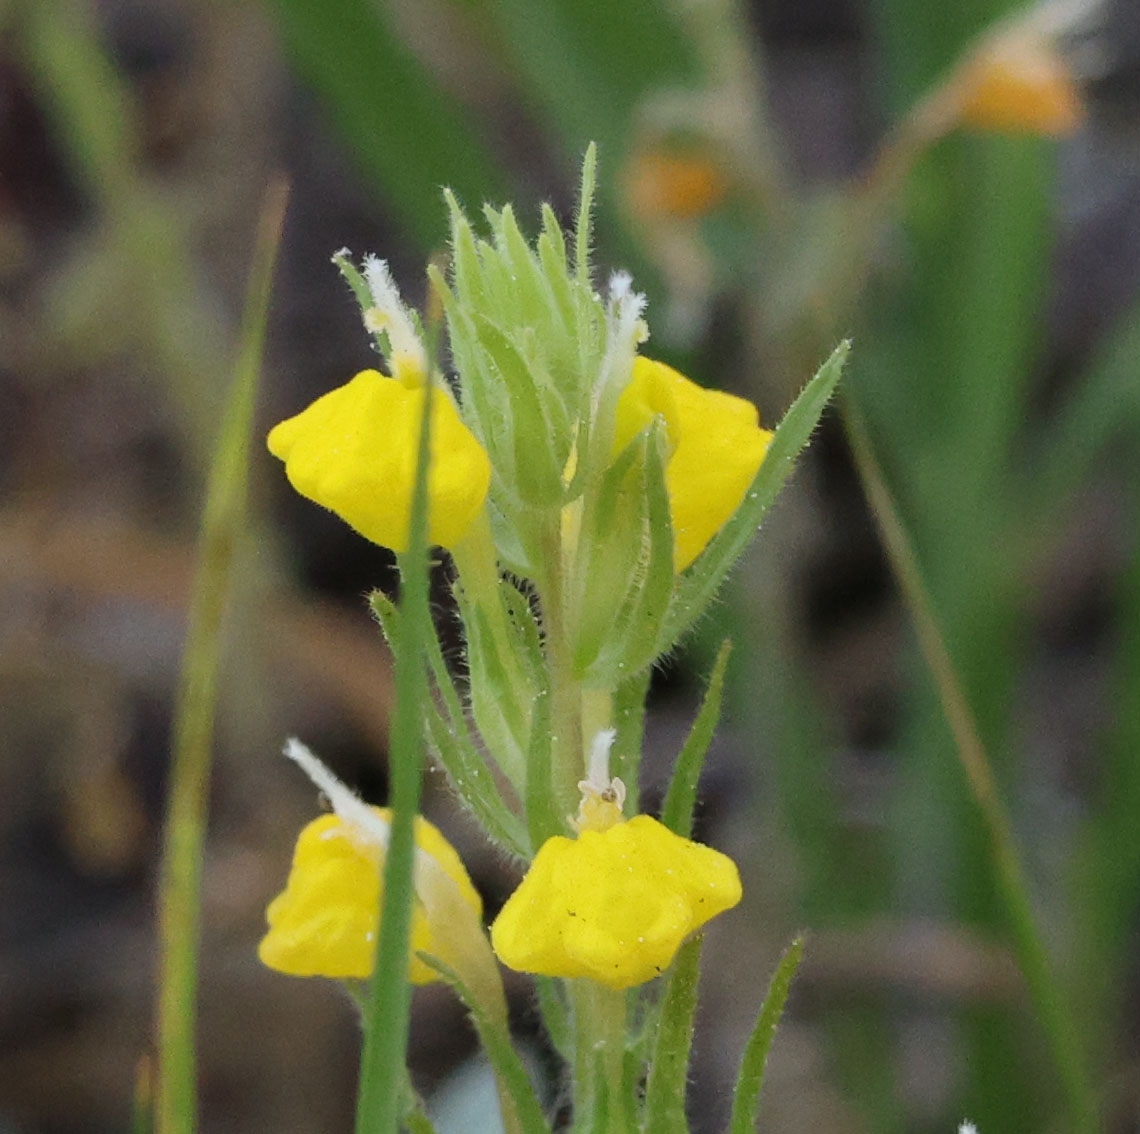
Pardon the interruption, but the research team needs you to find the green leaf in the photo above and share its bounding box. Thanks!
[571,433,653,675]
[609,666,652,814]
[400,1072,440,1134]
[534,976,573,1064]
[576,421,675,685]
[525,681,560,850]
[420,956,552,1134]
[369,593,528,857]
[726,936,805,1134]
[658,341,849,653]
[155,181,286,1134]
[460,597,530,787]
[641,936,703,1134]
[474,317,566,506]
[661,641,732,839]
[609,422,676,677]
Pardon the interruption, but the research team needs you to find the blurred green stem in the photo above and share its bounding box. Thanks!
[155,180,287,1134]
[842,395,1099,1134]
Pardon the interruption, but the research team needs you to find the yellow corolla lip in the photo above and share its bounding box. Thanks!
[614,357,773,572]
[489,814,742,990]
[258,807,482,984]
[267,369,491,552]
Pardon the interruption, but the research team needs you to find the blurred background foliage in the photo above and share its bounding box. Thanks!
[2,0,1139,1131]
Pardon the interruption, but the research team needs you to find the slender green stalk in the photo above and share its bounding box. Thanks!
[541,521,585,822]
[841,395,1099,1134]
[571,981,629,1134]
[353,377,436,1132]
[155,181,287,1134]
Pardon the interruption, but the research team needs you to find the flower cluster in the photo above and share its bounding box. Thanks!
[259,185,772,997]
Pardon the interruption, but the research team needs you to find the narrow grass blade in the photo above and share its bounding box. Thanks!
[155,180,287,1134]
[422,956,552,1134]
[658,341,848,652]
[641,936,703,1134]
[726,936,804,1134]
[661,641,731,839]
[843,396,1099,1133]
[353,378,436,1132]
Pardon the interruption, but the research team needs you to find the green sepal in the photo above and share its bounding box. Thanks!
[571,433,652,673]
[369,591,528,857]
[474,316,567,507]
[725,936,805,1134]
[609,666,652,815]
[525,683,561,850]
[457,595,530,792]
[657,341,849,656]
[640,936,703,1134]
[331,250,373,317]
[419,955,553,1134]
[573,420,674,684]
[606,417,675,677]
[537,204,577,334]
[661,641,732,839]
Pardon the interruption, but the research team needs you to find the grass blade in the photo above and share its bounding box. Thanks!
[155,180,287,1134]
[353,376,437,1132]
[726,936,804,1134]
[843,395,1099,1133]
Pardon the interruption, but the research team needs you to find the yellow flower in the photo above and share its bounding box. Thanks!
[958,32,1082,137]
[614,357,773,572]
[490,812,742,990]
[258,806,482,983]
[267,369,491,552]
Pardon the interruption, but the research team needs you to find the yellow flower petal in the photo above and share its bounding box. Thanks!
[614,358,772,572]
[267,369,491,551]
[258,808,482,983]
[490,815,741,990]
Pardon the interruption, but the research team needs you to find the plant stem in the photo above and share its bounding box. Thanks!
[154,180,286,1134]
[571,981,630,1134]
[842,395,1099,1134]
[541,522,585,821]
